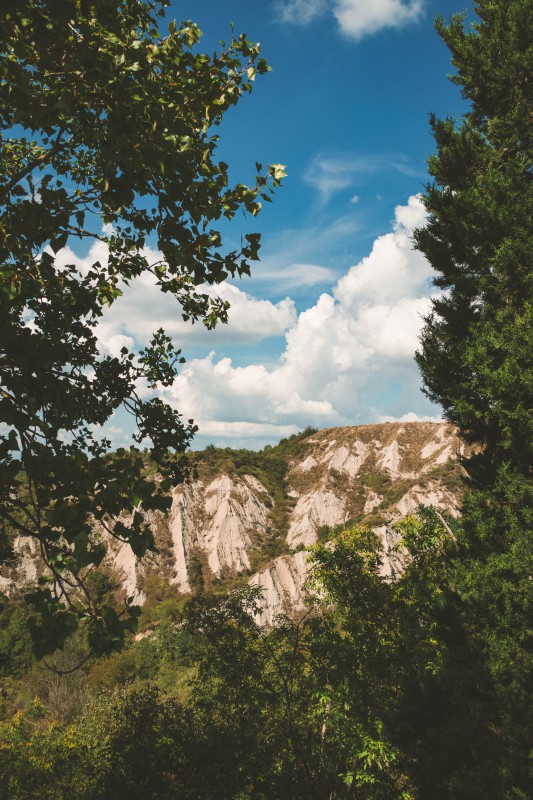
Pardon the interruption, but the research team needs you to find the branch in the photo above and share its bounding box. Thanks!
[1,127,66,199]
[434,509,458,545]
[65,224,107,242]
[43,650,93,675]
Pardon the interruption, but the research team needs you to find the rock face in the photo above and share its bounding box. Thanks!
[250,550,309,626]
[252,422,468,623]
[287,423,466,536]
[1,422,471,623]
[104,471,272,599]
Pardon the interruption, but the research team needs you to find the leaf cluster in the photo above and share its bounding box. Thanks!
[0,0,282,655]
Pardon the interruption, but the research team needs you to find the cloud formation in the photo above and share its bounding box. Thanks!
[53,196,440,449]
[52,240,297,352]
[277,0,328,24]
[160,195,441,447]
[250,262,336,290]
[277,0,425,40]
[97,277,297,352]
[335,0,425,40]
[304,152,420,204]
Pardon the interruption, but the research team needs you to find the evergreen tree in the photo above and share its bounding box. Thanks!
[414,0,532,469]
[413,2,533,795]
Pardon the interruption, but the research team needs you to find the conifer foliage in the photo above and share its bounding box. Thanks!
[413,1,533,795]
[414,1,532,468]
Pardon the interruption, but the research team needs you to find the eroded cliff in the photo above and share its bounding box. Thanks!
[1,422,471,622]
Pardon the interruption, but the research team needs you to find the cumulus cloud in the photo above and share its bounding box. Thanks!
[50,239,297,354]
[335,0,425,40]
[333,195,432,309]
[52,196,440,449]
[49,238,110,275]
[277,0,425,40]
[96,277,296,352]
[158,195,440,446]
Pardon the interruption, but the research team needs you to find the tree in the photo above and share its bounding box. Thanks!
[412,1,533,795]
[181,582,417,800]
[414,0,532,470]
[286,5,532,797]
[0,0,284,656]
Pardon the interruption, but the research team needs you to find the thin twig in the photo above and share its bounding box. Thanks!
[434,509,458,545]
[43,650,93,676]
[2,127,66,198]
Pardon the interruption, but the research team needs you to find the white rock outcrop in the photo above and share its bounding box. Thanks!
[376,438,402,479]
[373,525,407,580]
[395,482,461,518]
[287,490,346,548]
[364,491,382,514]
[168,473,270,587]
[326,443,369,477]
[1,423,471,624]
[250,551,309,626]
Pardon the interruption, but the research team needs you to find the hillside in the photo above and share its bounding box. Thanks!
[1,422,470,624]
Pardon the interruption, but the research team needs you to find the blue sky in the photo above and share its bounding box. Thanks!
[88,0,472,450]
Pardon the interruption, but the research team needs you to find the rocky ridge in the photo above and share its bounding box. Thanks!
[250,422,467,623]
[1,422,470,623]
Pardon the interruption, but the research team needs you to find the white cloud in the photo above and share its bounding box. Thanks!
[252,262,336,290]
[102,333,135,358]
[158,195,440,446]
[91,419,133,449]
[277,0,425,40]
[52,197,440,449]
[376,411,443,423]
[335,0,424,40]
[48,239,110,275]
[333,195,431,309]
[304,152,420,204]
[276,0,328,24]
[50,238,297,352]
[95,278,297,352]
[195,420,299,439]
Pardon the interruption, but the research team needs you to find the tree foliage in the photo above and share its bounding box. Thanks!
[0,2,531,798]
[414,0,532,468]
[411,1,533,794]
[0,0,283,654]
